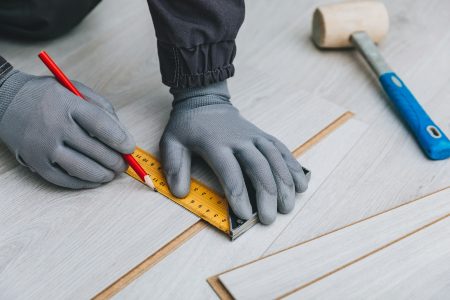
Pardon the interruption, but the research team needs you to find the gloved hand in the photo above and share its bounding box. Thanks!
[0,69,135,189]
[160,80,309,224]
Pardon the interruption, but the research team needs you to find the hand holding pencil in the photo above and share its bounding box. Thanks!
[0,51,155,190]
[38,51,156,190]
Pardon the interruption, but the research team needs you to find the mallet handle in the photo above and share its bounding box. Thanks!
[351,32,450,160]
[351,32,391,76]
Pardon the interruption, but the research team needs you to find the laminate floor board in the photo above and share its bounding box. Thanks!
[114,118,368,299]
[267,80,450,254]
[217,188,450,299]
[287,216,450,300]
[235,0,450,124]
[0,168,199,300]
[0,60,349,299]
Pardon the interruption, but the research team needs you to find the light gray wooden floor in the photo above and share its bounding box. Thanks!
[0,0,449,299]
[218,188,450,299]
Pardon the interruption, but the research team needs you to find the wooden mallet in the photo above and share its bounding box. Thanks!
[312,1,450,160]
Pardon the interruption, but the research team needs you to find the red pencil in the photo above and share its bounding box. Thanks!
[38,51,156,191]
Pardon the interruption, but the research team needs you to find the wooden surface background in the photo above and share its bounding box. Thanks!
[217,188,450,299]
[0,0,449,299]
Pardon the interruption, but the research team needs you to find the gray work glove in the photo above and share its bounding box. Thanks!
[0,69,135,189]
[160,80,309,224]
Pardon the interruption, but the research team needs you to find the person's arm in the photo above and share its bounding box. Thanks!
[0,0,101,39]
[146,0,245,88]
[148,1,310,224]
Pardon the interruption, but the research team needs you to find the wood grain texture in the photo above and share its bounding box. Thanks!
[286,216,450,299]
[0,0,449,298]
[0,1,349,298]
[93,221,208,300]
[114,118,368,299]
[217,188,450,299]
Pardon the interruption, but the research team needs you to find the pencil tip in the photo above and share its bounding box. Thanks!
[144,175,157,192]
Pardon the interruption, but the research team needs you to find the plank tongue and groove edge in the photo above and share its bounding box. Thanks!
[211,188,450,300]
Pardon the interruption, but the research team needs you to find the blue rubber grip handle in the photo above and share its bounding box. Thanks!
[379,72,450,160]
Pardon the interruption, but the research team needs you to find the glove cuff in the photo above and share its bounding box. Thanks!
[0,68,35,122]
[169,80,231,110]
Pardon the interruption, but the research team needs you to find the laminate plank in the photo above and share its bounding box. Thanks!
[114,118,368,299]
[0,167,199,300]
[217,188,450,300]
[286,216,450,299]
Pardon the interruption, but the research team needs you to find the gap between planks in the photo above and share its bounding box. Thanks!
[207,186,450,300]
[92,111,354,300]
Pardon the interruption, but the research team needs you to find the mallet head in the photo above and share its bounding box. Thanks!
[312,1,389,48]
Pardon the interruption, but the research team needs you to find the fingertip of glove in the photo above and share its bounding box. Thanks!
[234,208,253,221]
[294,180,308,194]
[257,190,278,225]
[229,195,253,220]
[115,159,129,174]
[292,170,309,193]
[118,132,136,154]
[101,172,116,183]
[166,173,190,198]
[259,210,276,225]
[278,197,295,214]
[276,180,296,214]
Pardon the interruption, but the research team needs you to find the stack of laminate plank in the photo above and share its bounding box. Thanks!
[209,188,450,299]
